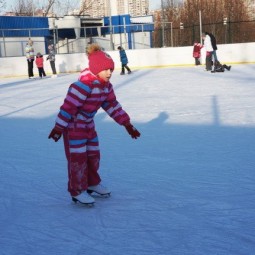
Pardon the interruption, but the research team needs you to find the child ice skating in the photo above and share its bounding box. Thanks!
[192,41,203,66]
[117,46,131,75]
[48,43,140,206]
[35,52,46,78]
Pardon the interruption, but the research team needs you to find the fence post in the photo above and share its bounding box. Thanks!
[2,30,7,57]
[170,22,173,47]
[228,18,231,44]
[84,27,86,51]
[192,24,195,44]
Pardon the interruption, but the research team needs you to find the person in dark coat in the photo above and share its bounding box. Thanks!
[205,32,218,62]
[211,60,231,73]
[117,46,131,75]
[47,44,57,78]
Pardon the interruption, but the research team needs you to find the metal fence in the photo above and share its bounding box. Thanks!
[0,23,153,57]
[154,20,255,47]
[1,20,255,57]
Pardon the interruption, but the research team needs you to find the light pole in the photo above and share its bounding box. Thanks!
[199,10,202,44]
[180,22,184,46]
[223,17,228,44]
[32,0,34,16]
[108,0,114,50]
[170,22,173,47]
[161,0,165,47]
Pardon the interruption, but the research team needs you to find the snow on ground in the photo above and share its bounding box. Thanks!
[1,64,255,255]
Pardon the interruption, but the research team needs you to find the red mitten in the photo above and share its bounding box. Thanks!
[206,51,212,56]
[125,124,141,139]
[48,126,63,142]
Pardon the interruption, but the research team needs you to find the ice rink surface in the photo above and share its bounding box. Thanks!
[1,64,255,255]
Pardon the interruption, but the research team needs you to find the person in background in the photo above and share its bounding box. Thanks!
[47,44,57,78]
[48,43,140,205]
[211,60,231,73]
[25,38,35,79]
[117,46,131,75]
[202,32,213,71]
[35,52,46,78]
[192,41,203,66]
[205,32,218,63]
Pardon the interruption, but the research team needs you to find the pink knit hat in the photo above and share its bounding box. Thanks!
[88,50,114,75]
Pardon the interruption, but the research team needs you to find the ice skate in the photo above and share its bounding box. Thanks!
[87,184,111,197]
[72,191,95,206]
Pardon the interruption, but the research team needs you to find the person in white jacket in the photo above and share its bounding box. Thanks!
[202,33,213,71]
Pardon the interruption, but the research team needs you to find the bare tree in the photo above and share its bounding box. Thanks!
[12,0,34,16]
[52,0,79,16]
[0,0,6,10]
[47,0,95,16]
[78,0,96,16]
[158,0,255,46]
[43,0,55,17]
[10,0,82,17]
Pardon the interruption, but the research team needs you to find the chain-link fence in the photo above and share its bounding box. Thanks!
[1,20,255,57]
[154,20,255,47]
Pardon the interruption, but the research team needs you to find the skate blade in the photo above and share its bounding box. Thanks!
[72,197,95,207]
[87,190,111,198]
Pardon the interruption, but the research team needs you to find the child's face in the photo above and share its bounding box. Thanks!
[97,69,113,82]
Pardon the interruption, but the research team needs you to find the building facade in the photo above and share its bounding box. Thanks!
[80,0,149,17]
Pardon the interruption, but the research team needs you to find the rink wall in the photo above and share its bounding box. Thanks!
[1,42,255,78]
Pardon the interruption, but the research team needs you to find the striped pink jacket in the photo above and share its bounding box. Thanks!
[55,69,130,138]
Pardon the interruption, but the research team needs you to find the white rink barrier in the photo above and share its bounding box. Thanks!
[1,42,255,78]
